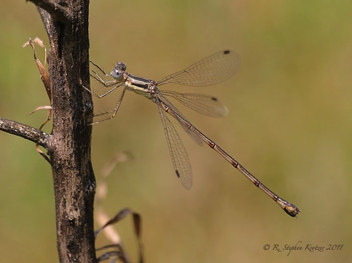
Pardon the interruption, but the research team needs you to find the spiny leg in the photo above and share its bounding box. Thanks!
[91,70,118,87]
[89,61,119,87]
[91,87,127,125]
[82,82,123,99]
[90,60,110,75]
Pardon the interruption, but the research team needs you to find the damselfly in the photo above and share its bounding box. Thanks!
[85,50,300,217]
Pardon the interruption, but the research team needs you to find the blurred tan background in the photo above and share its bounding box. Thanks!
[1,0,352,262]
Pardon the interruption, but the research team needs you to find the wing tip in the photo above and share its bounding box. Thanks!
[176,170,193,190]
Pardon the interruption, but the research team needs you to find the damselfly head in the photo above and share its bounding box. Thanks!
[111,62,126,80]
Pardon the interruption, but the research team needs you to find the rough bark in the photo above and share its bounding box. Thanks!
[0,0,96,262]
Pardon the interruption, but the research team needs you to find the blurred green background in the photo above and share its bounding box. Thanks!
[1,0,352,262]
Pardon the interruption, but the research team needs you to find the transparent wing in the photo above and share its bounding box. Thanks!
[156,97,193,190]
[157,91,204,146]
[160,90,228,117]
[158,50,240,87]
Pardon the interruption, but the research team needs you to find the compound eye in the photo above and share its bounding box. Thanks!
[117,62,126,71]
[111,62,126,80]
[111,69,122,79]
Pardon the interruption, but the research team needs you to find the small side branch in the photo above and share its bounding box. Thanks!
[27,0,73,23]
[0,118,50,149]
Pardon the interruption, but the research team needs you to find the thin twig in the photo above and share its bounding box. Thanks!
[23,37,52,163]
[27,0,73,23]
[0,118,50,149]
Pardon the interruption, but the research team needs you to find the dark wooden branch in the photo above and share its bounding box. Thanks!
[18,1,96,263]
[0,117,49,149]
[27,0,73,23]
